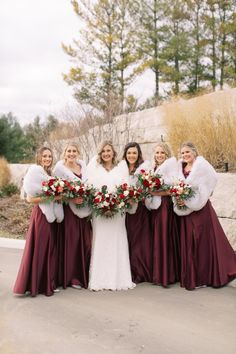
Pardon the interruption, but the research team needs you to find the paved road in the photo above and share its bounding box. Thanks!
[0,238,236,354]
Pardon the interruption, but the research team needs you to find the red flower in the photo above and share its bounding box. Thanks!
[143,180,150,187]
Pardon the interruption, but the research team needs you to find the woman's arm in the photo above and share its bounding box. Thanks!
[26,195,62,204]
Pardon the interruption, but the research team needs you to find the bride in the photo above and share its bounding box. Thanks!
[87,141,135,291]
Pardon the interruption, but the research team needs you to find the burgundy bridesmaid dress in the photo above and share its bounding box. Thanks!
[58,204,92,289]
[126,202,153,283]
[13,206,58,296]
[151,196,180,287]
[179,200,236,290]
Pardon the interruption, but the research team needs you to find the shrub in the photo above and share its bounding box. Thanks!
[0,183,19,197]
[0,157,11,187]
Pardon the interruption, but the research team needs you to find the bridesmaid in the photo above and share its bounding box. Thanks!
[175,141,236,290]
[53,142,92,290]
[145,143,180,287]
[122,142,153,283]
[13,147,63,297]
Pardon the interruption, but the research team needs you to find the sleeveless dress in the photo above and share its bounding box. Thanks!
[125,161,153,283]
[126,202,153,283]
[57,172,92,289]
[151,196,180,287]
[146,158,180,287]
[179,169,236,290]
[13,206,59,296]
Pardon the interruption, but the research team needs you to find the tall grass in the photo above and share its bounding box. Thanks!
[0,157,11,187]
[163,90,236,169]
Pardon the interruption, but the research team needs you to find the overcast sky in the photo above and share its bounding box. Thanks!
[0,0,154,126]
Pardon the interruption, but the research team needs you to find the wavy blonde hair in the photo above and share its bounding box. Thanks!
[97,141,118,166]
[154,142,172,167]
[61,142,80,161]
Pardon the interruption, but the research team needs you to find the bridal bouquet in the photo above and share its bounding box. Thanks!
[136,169,164,196]
[62,179,95,208]
[116,183,143,214]
[91,185,119,218]
[169,179,195,210]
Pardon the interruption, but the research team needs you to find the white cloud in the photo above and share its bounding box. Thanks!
[0,0,79,125]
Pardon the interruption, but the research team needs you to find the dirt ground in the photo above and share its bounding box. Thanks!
[0,195,32,239]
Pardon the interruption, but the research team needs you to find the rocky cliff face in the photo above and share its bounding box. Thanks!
[210,173,236,250]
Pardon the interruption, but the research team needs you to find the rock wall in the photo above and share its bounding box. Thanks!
[210,173,236,250]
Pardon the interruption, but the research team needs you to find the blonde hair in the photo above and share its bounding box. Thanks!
[62,142,80,161]
[155,143,172,158]
[35,146,53,175]
[180,141,199,156]
[97,141,117,166]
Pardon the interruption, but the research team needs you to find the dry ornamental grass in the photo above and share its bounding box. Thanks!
[0,157,11,187]
[163,90,236,170]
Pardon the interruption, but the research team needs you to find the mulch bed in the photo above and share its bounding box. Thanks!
[0,195,32,239]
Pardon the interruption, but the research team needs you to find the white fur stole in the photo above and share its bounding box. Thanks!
[23,165,64,223]
[173,156,218,216]
[145,157,178,210]
[53,160,90,218]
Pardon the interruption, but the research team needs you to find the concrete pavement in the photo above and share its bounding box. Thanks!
[0,238,236,354]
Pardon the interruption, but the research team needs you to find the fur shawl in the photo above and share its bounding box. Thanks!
[145,157,178,210]
[86,157,130,192]
[23,165,64,223]
[173,156,218,216]
[53,160,90,218]
[86,157,137,214]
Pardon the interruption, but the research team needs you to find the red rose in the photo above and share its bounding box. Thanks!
[143,180,150,187]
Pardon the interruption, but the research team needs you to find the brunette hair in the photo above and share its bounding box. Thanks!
[61,142,80,161]
[35,146,53,175]
[122,142,144,172]
[97,141,118,166]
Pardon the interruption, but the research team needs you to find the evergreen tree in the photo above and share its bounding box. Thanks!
[63,0,138,119]
[0,113,25,162]
[134,0,166,104]
[161,0,192,94]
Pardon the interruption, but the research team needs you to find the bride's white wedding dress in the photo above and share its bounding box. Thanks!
[87,158,135,291]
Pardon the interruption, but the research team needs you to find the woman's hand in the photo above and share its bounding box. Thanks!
[127,198,135,206]
[150,190,170,196]
[72,197,84,205]
[54,195,63,202]
[176,197,185,207]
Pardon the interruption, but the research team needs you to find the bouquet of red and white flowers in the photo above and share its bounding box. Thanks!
[116,183,143,214]
[91,185,119,218]
[136,169,164,196]
[169,179,195,210]
[41,177,67,201]
[62,179,95,208]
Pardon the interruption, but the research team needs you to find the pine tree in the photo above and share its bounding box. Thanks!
[63,0,138,118]
[161,0,192,94]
